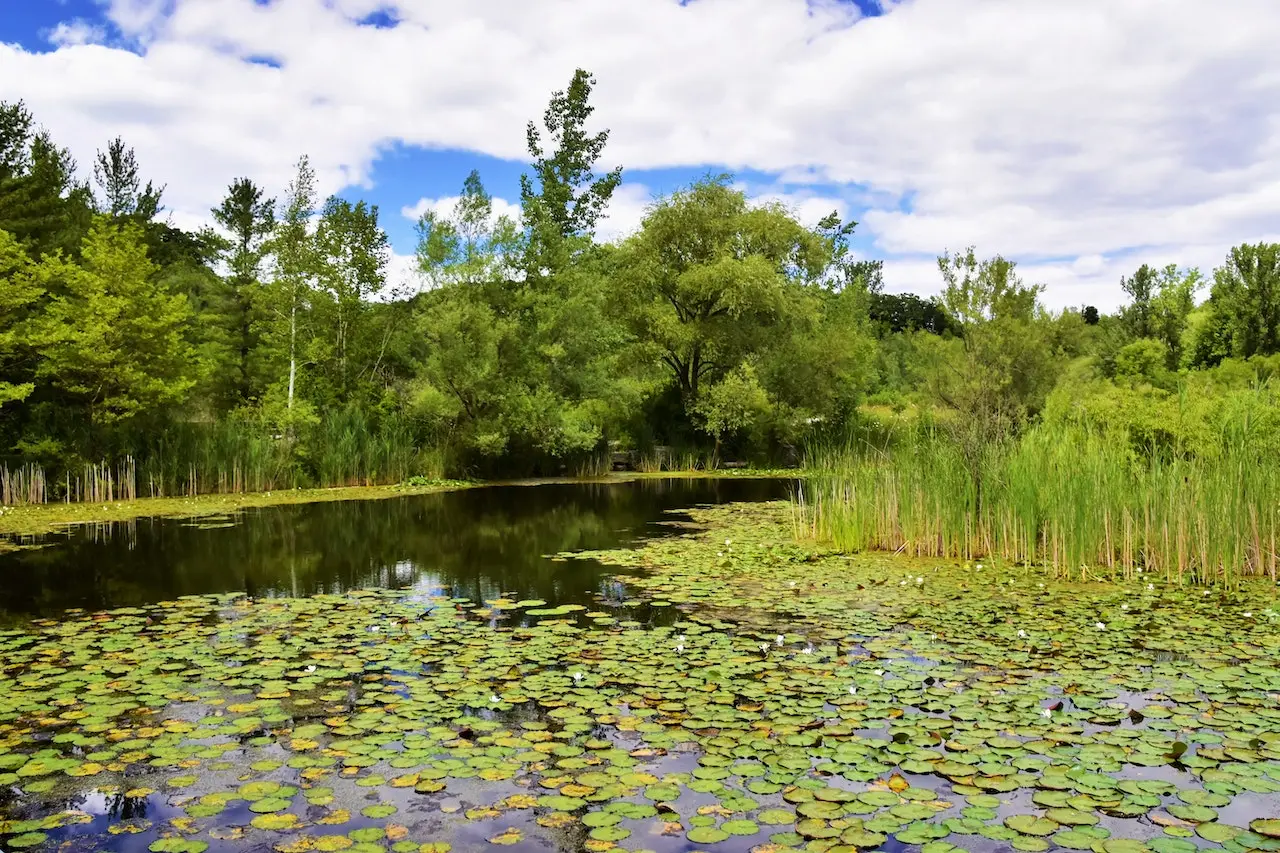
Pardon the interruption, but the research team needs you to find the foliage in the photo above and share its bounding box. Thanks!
[917,247,1060,507]
[1195,242,1280,362]
[0,230,41,407]
[31,217,196,431]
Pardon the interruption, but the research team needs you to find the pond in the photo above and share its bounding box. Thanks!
[0,477,794,619]
[1,483,1279,853]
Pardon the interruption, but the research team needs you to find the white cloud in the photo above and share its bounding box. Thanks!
[45,19,109,47]
[400,194,523,227]
[0,0,1277,310]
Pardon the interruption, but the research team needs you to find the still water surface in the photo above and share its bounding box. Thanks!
[0,477,795,619]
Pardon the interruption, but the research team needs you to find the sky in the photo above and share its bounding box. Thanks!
[1,0,1278,310]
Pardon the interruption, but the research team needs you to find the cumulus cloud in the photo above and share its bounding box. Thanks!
[45,19,109,47]
[1,0,1277,310]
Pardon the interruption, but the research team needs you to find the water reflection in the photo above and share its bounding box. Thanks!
[0,478,795,619]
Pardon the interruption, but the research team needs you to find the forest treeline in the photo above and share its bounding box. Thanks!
[2,69,1280,502]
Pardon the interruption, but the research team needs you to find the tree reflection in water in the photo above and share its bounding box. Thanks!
[0,478,794,618]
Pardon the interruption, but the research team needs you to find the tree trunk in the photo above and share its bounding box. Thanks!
[287,298,296,410]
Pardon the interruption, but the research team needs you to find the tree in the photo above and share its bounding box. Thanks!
[1082,305,1100,325]
[1204,242,1280,359]
[0,100,91,258]
[414,171,522,290]
[921,247,1058,510]
[32,218,195,433]
[613,175,829,407]
[263,155,321,412]
[1118,264,1160,340]
[693,363,771,466]
[211,177,276,402]
[314,196,389,401]
[869,292,961,336]
[0,229,42,407]
[520,68,622,275]
[92,136,163,222]
[1148,264,1202,368]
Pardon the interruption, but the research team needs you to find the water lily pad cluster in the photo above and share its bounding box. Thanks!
[0,501,1278,853]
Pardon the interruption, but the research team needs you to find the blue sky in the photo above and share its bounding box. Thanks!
[2,0,1277,308]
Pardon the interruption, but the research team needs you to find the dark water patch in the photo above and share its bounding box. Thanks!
[0,478,795,619]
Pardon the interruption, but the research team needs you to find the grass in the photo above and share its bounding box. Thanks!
[797,419,1280,588]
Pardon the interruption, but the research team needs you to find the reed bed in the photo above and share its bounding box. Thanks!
[798,422,1280,587]
[0,411,442,506]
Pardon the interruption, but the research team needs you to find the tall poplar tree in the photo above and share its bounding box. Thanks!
[264,155,320,412]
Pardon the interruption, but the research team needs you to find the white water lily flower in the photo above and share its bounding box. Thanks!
[370,626,380,633]
[1121,604,1128,610]
[1147,583,1155,590]
[848,686,858,696]
[1042,708,1052,718]
[873,669,884,676]
[1095,622,1106,630]
[976,563,984,569]
[675,643,685,653]
[789,581,797,588]
[678,635,685,643]
[717,552,724,557]
[776,635,785,646]
[802,646,814,655]
[1017,630,1027,638]
[572,672,584,682]
[490,695,500,703]
[915,576,924,584]
[304,665,316,673]
[1244,612,1253,617]
[759,643,769,652]
[1038,583,1045,588]
[725,539,732,546]
[899,580,908,586]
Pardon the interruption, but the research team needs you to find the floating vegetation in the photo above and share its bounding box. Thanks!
[0,502,1278,852]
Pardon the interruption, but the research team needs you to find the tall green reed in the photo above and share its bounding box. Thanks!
[799,419,1280,587]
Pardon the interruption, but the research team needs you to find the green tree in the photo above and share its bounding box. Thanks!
[520,68,622,275]
[1205,242,1280,359]
[1148,263,1202,368]
[613,175,829,407]
[92,136,163,222]
[922,247,1058,509]
[693,363,771,466]
[211,177,276,403]
[0,229,42,407]
[32,218,196,432]
[414,172,522,290]
[263,155,322,412]
[0,100,92,258]
[314,196,389,401]
[1119,263,1158,340]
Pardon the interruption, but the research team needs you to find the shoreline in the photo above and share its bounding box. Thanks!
[0,480,477,545]
[0,469,803,545]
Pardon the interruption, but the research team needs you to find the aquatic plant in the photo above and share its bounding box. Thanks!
[0,502,1278,852]
[801,421,1280,587]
